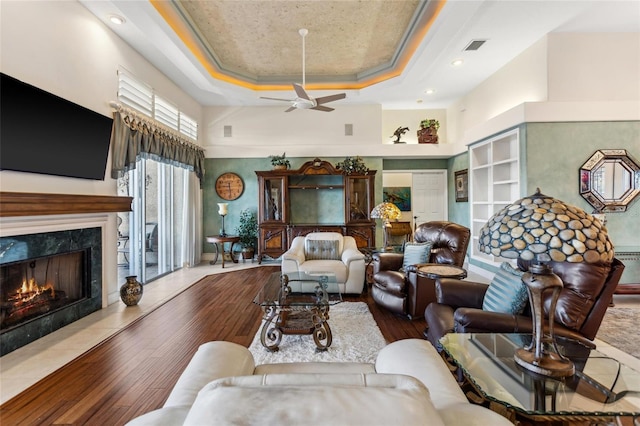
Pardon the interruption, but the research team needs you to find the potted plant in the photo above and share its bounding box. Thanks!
[417,119,440,144]
[269,152,290,170]
[335,156,369,175]
[235,209,258,260]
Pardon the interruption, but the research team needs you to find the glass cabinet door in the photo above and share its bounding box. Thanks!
[346,176,372,223]
[261,177,285,223]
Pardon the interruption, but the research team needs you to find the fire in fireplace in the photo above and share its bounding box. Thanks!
[1,251,88,332]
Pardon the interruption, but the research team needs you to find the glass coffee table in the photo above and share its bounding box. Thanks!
[253,271,341,352]
[440,333,640,424]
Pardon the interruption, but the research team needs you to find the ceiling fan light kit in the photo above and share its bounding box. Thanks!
[260,28,346,112]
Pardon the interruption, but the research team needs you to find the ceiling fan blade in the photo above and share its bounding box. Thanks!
[293,83,310,100]
[315,93,346,105]
[284,106,297,112]
[310,105,334,112]
[260,96,294,102]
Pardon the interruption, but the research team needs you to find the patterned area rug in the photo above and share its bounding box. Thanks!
[596,307,640,358]
[249,302,387,365]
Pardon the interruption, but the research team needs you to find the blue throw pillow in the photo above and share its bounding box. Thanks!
[402,242,432,271]
[482,262,528,314]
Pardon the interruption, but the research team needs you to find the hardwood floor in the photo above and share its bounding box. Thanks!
[0,266,427,425]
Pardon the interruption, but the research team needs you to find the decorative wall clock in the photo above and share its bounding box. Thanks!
[215,172,244,201]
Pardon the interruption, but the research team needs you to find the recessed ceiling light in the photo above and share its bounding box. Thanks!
[451,59,464,67]
[109,15,125,25]
[425,89,436,95]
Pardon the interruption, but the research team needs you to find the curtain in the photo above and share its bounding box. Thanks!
[181,171,203,267]
[110,110,205,186]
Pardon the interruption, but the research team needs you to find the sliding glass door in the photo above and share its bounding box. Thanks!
[117,158,187,284]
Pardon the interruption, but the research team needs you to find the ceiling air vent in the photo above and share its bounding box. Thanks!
[464,39,487,51]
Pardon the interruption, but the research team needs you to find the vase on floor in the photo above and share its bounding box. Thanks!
[120,275,143,306]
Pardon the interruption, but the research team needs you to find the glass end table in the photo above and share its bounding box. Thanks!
[440,333,640,423]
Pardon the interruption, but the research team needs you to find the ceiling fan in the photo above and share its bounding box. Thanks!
[260,28,346,112]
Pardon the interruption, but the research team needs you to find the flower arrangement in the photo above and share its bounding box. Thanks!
[335,156,369,175]
[269,152,290,169]
[419,119,440,130]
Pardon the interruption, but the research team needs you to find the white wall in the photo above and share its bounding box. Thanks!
[0,0,203,194]
[447,37,548,145]
[0,0,202,305]
[547,33,640,102]
[447,33,640,146]
[382,109,447,145]
[203,104,462,159]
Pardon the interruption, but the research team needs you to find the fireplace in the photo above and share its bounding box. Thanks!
[0,227,102,355]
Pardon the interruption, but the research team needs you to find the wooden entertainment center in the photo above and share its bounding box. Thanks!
[255,158,376,262]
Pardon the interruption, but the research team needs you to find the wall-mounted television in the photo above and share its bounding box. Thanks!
[1,73,113,180]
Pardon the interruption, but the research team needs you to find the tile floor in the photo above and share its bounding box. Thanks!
[1,261,639,405]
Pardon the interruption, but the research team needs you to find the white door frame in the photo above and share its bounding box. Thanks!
[382,169,448,230]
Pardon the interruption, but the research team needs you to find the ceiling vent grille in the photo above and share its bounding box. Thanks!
[464,39,487,51]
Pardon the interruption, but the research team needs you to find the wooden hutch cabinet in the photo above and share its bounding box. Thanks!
[256,158,376,262]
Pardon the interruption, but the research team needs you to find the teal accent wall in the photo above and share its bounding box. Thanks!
[383,158,448,170]
[525,121,640,248]
[447,152,470,227]
[203,157,383,253]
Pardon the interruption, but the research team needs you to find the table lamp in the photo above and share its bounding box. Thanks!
[218,203,229,237]
[478,188,614,377]
[370,202,401,248]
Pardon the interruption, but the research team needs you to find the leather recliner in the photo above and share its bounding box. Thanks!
[424,257,625,350]
[371,221,471,319]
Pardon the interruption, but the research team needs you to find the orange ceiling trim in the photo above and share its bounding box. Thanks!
[150,0,446,92]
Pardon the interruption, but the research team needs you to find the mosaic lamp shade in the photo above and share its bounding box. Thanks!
[370,202,401,248]
[478,188,614,378]
[478,188,614,264]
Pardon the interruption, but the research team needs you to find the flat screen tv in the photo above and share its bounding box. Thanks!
[1,73,113,180]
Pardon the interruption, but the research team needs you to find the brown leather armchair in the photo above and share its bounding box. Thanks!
[371,221,470,319]
[424,258,625,350]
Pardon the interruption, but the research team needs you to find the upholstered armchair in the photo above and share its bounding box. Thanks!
[281,232,366,294]
[424,258,625,350]
[371,221,471,319]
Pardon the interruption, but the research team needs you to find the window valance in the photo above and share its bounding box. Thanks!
[110,107,205,186]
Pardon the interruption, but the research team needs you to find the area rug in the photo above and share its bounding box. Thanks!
[596,307,640,358]
[249,302,387,365]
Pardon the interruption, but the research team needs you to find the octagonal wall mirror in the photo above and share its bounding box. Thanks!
[580,149,640,212]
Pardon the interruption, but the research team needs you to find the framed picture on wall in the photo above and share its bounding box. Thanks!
[455,169,468,202]
[383,186,411,211]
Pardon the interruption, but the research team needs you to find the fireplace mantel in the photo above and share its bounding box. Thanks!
[0,192,132,217]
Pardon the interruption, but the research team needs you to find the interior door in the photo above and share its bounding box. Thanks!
[412,171,447,227]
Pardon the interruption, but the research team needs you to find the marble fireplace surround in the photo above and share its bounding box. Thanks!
[0,192,131,355]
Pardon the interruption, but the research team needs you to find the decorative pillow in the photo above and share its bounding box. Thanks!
[402,242,432,271]
[305,240,340,260]
[482,262,528,314]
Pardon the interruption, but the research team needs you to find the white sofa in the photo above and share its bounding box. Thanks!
[281,232,366,294]
[126,339,512,426]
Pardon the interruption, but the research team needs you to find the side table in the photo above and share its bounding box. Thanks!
[415,263,467,325]
[415,263,467,281]
[206,235,240,268]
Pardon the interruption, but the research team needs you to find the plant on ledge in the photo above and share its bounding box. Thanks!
[235,209,258,259]
[269,152,291,170]
[335,156,369,175]
[419,119,440,130]
[417,119,440,144]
